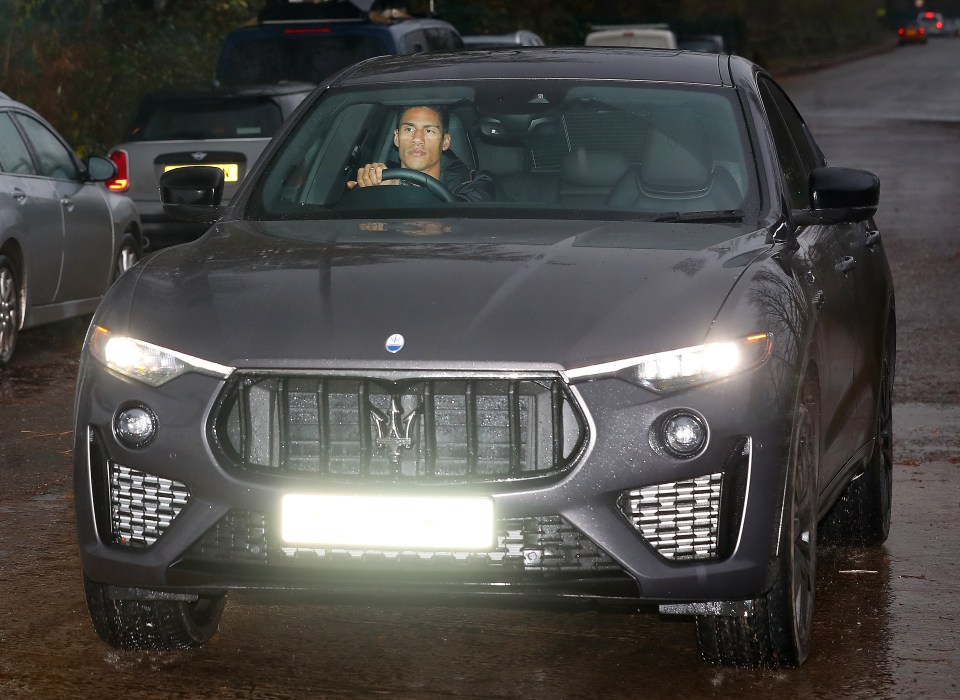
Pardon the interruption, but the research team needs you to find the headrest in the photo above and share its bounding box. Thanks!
[640,109,712,194]
[561,149,629,187]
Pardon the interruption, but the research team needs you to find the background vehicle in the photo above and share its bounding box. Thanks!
[0,92,141,366]
[462,30,545,47]
[898,22,927,45]
[75,48,893,669]
[916,11,951,37]
[106,82,313,249]
[216,0,462,85]
[584,25,678,49]
[678,34,727,53]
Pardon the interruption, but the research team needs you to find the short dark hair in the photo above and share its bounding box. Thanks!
[396,104,449,133]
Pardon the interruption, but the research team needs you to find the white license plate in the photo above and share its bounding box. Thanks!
[281,494,494,550]
[163,163,239,182]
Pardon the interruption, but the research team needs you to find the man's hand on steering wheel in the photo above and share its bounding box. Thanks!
[347,164,456,202]
[347,162,399,189]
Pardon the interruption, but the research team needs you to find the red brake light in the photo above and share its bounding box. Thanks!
[937,21,943,28]
[106,150,129,191]
[898,28,905,35]
[924,11,935,18]
[283,27,332,34]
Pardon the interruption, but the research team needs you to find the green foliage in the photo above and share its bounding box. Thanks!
[0,0,257,155]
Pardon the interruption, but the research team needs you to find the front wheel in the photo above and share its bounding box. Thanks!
[696,370,820,667]
[83,575,226,650]
[0,255,20,366]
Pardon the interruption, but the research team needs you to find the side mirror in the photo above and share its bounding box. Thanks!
[86,155,117,182]
[159,166,225,223]
[796,166,879,225]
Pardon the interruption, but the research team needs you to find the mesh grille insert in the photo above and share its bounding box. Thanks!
[619,472,723,560]
[109,463,190,547]
[186,511,622,574]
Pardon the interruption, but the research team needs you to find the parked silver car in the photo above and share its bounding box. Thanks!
[0,92,142,366]
[106,82,313,249]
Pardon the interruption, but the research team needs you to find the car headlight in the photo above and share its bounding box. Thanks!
[88,326,234,387]
[566,333,773,393]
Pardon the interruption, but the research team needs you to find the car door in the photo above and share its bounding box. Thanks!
[0,110,64,307]
[758,76,864,487]
[15,113,113,302]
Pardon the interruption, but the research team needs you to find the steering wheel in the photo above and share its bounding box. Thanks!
[381,168,456,203]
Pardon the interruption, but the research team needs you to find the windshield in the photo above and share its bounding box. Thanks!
[130,97,285,141]
[246,79,760,223]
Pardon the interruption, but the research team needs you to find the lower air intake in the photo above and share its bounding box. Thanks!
[109,463,190,547]
[619,472,723,560]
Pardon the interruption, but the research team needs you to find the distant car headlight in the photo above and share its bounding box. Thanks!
[566,333,773,393]
[88,326,234,387]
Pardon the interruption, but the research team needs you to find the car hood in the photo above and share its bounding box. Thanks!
[115,219,771,370]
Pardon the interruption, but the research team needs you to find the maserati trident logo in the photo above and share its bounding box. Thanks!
[385,333,404,353]
[371,395,419,465]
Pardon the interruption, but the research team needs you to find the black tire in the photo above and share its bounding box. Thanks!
[83,575,226,650]
[113,230,142,283]
[0,255,20,367]
[819,334,894,546]
[696,370,819,667]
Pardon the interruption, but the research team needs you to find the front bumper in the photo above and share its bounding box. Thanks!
[74,361,793,605]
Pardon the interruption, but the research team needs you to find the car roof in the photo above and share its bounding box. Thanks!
[138,82,317,101]
[334,47,732,88]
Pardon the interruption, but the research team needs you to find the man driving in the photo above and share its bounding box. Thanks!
[349,105,495,202]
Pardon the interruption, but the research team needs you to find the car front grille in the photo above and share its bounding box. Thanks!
[212,373,587,483]
[108,463,190,547]
[185,511,622,574]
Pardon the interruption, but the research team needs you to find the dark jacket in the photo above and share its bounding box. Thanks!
[440,152,497,202]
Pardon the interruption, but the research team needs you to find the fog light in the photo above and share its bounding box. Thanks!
[660,411,707,458]
[114,404,157,448]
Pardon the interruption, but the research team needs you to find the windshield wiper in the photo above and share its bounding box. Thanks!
[654,209,745,223]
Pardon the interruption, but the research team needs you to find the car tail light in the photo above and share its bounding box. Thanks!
[106,149,129,191]
[898,28,905,35]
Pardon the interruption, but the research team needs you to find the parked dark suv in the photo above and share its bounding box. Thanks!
[216,0,463,85]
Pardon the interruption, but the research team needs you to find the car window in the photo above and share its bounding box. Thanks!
[424,28,462,50]
[247,80,759,228]
[401,30,427,54]
[758,78,814,210]
[219,34,389,84]
[130,97,286,141]
[0,112,37,175]
[14,114,80,181]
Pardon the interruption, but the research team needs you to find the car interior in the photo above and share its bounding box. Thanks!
[255,83,755,220]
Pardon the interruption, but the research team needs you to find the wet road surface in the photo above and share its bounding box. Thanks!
[2,40,959,699]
